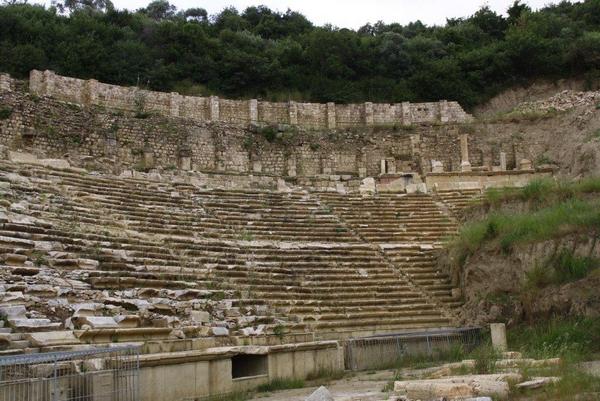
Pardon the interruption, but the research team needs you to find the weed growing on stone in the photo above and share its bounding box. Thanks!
[256,378,305,392]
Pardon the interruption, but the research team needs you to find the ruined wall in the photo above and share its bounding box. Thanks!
[0,73,537,180]
[29,70,473,128]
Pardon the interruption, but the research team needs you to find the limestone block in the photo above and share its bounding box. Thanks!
[516,377,559,389]
[73,303,102,317]
[519,159,533,170]
[73,316,118,329]
[210,326,229,336]
[26,331,79,347]
[359,177,376,194]
[9,318,61,330]
[431,160,444,173]
[0,305,27,319]
[4,253,27,266]
[490,323,507,352]
[114,315,140,328]
[1,291,25,304]
[358,167,367,178]
[190,311,210,324]
[406,183,427,194]
[8,151,38,164]
[305,386,333,401]
[461,161,472,172]
[394,381,474,399]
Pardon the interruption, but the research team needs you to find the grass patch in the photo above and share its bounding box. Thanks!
[257,378,305,392]
[481,177,600,209]
[525,248,599,289]
[472,344,500,374]
[0,106,12,120]
[508,317,600,361]
[450,198,600,264]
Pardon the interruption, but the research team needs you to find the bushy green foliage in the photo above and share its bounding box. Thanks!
[1,1,599,107]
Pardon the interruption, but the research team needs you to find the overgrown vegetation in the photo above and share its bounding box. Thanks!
[451,197,600,265]
[1,1,599,108]
[508,317,600,361]
[525,248,599,289]
[0,106,12,120]
[452,178,600,266]
[483,177,600,208]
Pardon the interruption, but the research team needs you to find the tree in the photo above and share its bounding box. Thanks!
[52,0,113,14]
[140,0,176,21]
[507,0,531,25]
[182,7,206,22]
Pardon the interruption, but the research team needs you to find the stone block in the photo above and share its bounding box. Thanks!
[114,315,140,328]
[490,323,507,352]
[190,311,210,324]
[0,305,27,319]
[305,386,333,401]
[210,326,229,336]
[73,316,118,329]
[461,161,472,172]
[431,160,444,173]
[519,159,533,170]
[26,331,79,347]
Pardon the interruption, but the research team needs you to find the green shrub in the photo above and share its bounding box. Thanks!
[0,107,12,120]
[258,125,278,142]
[471,344,499,374]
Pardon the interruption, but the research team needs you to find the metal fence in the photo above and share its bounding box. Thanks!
[0,346,139,401]
[344,327,482,371]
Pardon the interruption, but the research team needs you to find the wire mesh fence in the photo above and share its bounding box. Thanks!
[0,346,139,401]
[344,327,482,371]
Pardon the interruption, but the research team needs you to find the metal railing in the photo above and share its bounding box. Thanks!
[344,327,482,371]
[0,346,140,401]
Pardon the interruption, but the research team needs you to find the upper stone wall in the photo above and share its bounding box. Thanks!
[29,70,473,128]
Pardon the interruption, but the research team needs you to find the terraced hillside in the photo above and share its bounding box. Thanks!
[0,159,475,354]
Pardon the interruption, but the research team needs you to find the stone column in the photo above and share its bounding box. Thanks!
[401,102,411,125]
[252,159,262,173]
[364,102,374,126]
[287,157,297,177]
[169,92,181,117]
[500,152,507,170]
[209,96,220,121]
[321,158,333,174]
[29,70,45,96]
[288,101,298,125]
[460,134,469,163]
[84,79,98,106]
[43,70,56,97]
[0,74,12,92]
[490,323,507,352]
[326,102,336,130]
[249,99,258,125]
[143,145,154,169]
[439,100,449,123]
[380,159,387,175]
[179,148,192,171]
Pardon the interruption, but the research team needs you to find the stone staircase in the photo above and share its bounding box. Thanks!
[433,188,483,217]
[316,193,457,243]
[0,160,463,353]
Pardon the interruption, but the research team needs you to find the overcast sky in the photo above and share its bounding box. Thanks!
[32,0,571,29]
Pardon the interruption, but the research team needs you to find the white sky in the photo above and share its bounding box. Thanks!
[32,0,572,29]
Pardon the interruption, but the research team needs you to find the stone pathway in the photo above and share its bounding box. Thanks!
[248,371,394,401]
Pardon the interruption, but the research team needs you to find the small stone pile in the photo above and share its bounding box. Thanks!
[514,90,600,113]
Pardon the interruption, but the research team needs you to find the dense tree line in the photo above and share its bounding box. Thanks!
[0,0,599,108]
